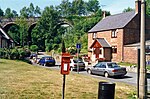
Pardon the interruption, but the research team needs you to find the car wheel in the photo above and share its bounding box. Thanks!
[87,69,92,74]
[104,72,109,78]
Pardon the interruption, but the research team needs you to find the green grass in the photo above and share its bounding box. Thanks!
[118,62,137,67]
[0,59,136,99]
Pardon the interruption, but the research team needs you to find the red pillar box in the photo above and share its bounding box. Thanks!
[61,53,71,75]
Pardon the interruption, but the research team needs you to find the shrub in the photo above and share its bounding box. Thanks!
[30,45,38,52]
[10,48,19,59]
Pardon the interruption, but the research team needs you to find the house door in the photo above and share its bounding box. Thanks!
[94,48,100,58]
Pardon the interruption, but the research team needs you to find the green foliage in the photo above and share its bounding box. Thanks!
[0,8,4,17]
[123,7,134,13]
[10,48,20,59]
[7,25,20,45]
[62,39,66,53]
[67,46,76,54]
[118,62,137,66]
[20,3,41,18]
[86,0,100,14]
[127,92,137,99]
[0,47,31,60]
[30,45,38,52]
[32,6,61,51]
[5,8,14,18]
[16,17,29,47]
[147,0,150,16]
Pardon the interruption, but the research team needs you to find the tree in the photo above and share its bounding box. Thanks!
[86,0,100,15]
[72,0,86,16]
[28,3,35,17]
[57,0,72,16]
[123,7,134,13]
[146,0,150,16]
[7,25,20,45]
[62,39,66,53]
[35,6,41,17]
[5,8,13,18]
[32,6,60,51]
[20,7,29,18]
[20,3,41,18]
[0,8,4,17]
[12,10,18,17]
[30,45,38,52]
[16,17,29,47]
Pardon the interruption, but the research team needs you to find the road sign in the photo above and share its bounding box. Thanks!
[76,43,81,49]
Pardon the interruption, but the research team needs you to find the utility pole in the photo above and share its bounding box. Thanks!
[139,0,147,98]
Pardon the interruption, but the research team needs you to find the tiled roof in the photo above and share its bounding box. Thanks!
[88,11,136,33]
[97,38,111,47]
[90,38,111,48]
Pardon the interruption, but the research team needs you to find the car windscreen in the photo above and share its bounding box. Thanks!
[107,63,120,68]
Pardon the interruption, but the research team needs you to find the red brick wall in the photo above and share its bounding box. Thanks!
[124,47,138,63]
[88,29,124,62]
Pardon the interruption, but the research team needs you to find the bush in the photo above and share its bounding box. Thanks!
[10,48,19,59]
[30,45,38,52]
[0,47,31,60]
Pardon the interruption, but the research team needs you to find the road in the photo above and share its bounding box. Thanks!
[35,63,150,91]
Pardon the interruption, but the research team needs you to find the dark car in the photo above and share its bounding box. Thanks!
[30,53,37,59]
[38,56,55,66]
[87,62,127,78]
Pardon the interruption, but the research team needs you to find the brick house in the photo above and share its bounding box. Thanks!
[88,0,150,64]
[0,28,14,48]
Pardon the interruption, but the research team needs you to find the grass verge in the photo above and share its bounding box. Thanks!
[0,59,136,99]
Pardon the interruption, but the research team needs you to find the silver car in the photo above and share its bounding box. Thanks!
[87,62,127,78]
[70,59,85,71]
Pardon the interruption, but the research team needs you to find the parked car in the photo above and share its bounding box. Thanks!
[70,59,85,71]
[87,62,127,78]
[30,53,37,59]
[38,56,55,66]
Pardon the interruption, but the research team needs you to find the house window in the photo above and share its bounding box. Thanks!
[111,30,117,38]
[93,33,97,39]
[112,46,117,53]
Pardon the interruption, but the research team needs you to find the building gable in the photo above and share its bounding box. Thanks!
[90,38,111,48]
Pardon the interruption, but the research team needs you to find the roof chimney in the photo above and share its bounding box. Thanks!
[103,11,106,19]
[135,0,141,14]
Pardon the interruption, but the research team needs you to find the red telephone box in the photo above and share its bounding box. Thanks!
[61,53,70,75]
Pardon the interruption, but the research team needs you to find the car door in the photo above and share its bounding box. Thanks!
[98,63,107,75]
[94,63,105,75]
[40,57,45,65]
[91,63,101,74]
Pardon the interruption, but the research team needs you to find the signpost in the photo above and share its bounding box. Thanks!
[76,43,81,74]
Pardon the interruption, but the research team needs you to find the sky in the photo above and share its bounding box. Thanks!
[0,0,135,15]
